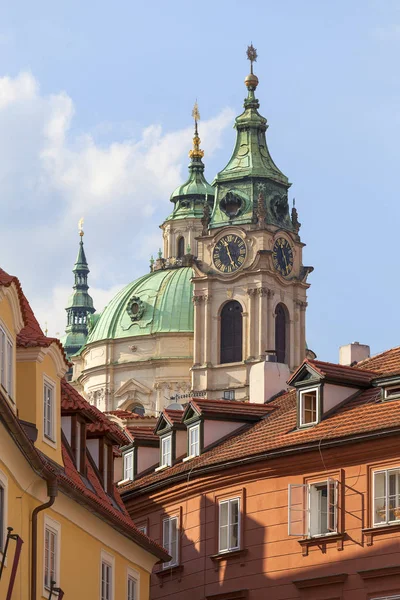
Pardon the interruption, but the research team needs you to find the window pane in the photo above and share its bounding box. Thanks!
[0,329,5,388]
[128,576,136,600]
[388,469,400,522]
[374,471,387,524]
[6,341,12,395]
[302,391,317,425]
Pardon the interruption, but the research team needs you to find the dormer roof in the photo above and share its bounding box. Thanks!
[154,407,185,434]
[288,359,377,388]
[183,398,276,422]
[126,426,159,447]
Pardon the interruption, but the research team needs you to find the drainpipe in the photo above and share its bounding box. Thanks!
[31,478,58,600]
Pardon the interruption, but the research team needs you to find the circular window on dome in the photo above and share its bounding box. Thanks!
[127,296,145,321]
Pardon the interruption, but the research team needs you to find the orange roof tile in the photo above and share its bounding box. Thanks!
[356,346,400,376]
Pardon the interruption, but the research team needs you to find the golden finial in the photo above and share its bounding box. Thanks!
[189,101,204,160]
[78,217,84,237]
[245,43,259,89]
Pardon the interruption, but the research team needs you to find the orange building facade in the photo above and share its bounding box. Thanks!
[120,351,400,600]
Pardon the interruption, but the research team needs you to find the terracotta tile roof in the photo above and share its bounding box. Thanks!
[356,346,400,376]
[122,378,400,496]
[289,359,377,387]
[188,398,276,420]
[0,387,168,561]
[61,380,129,445]
[0,268,69,365]
[127,427,159,444]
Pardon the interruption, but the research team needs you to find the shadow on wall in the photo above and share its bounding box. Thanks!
[142,492,400,600]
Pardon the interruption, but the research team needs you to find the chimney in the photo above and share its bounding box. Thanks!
[339,342,370,366]
[249,358,290,404]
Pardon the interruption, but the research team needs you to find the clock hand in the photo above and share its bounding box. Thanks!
[222,240,235,266]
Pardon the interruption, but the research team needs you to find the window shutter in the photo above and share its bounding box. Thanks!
[327,478,338,532]
[288,484,308,536]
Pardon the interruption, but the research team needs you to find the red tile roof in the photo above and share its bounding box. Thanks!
[188,397,276,420]
[289,359,377,387]
[0,386,168,561]
[0,268,69,365]
[127,427,159,444]
[122,376,400,496]
[356,346,400,376]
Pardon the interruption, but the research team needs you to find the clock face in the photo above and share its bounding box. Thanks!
[213,234,247,274]
[272,238,294,276]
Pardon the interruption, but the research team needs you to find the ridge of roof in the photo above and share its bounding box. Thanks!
[289,358,377,387]
[122,380,400,497]
[188,397,275,419]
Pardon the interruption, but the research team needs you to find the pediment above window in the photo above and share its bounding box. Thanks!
[288,362,323,388]
[114,378,152,399]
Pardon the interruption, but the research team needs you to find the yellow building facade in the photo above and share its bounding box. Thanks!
[0,268,168,600]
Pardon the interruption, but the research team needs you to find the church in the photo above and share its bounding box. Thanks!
[62,46,314,415]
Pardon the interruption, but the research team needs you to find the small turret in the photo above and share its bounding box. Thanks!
[61,219,95,360]
[161,104,215,261]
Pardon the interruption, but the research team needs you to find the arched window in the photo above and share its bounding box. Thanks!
[127,403,145,416]
[220,301,243,364]
[177,236,185,258]
[275,303,288,364]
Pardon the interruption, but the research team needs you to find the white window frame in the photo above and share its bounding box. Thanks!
[100,550,114,600]
[0,323,13,399]
[188,423,200,458]
[0,470,8,555]
[160,435,172,468]
[384,384,400,400]
[136,524,147,535]
[43,515,61,594]
[127,567,140,600]
[123,450,134,481]
[373,467,400,526]
[372,596,400,600]
[43,375,56,446]
[162,516,179,568]
[218,497,240,553]
[299,387,319,427]
[288,478,339,538]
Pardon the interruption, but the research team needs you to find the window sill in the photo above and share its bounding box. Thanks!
[155,564,183,587]
[363,522,400,546]
[182,455,199,463]
[298,532,345,557]
[209,548,247,570]
[118,478,133,486]
[155,464,170,473]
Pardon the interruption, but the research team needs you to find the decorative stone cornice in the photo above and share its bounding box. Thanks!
[295,300,308,310]
[192,294,211,304]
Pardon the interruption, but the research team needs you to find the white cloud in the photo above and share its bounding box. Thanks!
[0,71,234,339]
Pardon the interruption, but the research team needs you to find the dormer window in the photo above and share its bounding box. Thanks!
[123,450,134,481]
[299,387,319,427]
[188,424,200,458]
[384,385,400,400]
[161,435,172,467]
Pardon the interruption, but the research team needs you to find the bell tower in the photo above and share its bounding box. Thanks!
[191,46,313,400]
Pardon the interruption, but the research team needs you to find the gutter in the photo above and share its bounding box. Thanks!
[31,478,58,600]
[122,426,400,500]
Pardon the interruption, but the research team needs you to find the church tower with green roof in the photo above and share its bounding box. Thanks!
[61,223,95,360]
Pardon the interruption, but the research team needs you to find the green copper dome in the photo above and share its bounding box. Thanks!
[87,267,194,344]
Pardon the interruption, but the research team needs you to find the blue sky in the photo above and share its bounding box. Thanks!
[1,0,399,362]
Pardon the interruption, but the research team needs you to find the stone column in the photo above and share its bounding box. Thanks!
[193,295,204,366]
[246,288,257,360]
[298,300,307,364]
[258,287,269,359]
[266,289,275,352]
[289,316,295,369]
[204,294,212,366]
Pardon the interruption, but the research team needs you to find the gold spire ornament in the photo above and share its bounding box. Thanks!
[245,43,259,89]
[247,43,258,74]
[189,101,204,160]
[78,217,84,237]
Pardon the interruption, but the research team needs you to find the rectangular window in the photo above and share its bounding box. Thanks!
[137,524,147,535]
[219,498,240,553]
[373,468,400,526]
[384,385,400,400]
[0,326,13,398]
[162,516,178,568]
[127,575,137,600]
[288,478,338,537]
[44,526,57,589]
[76,420,81,472]
[43,382,54,440]
[188,424,200,457]
[161,436,172,467]
[101,560,112,600]
[299,388,319,426]
[123,451,134,481]
[223,390,235,400]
